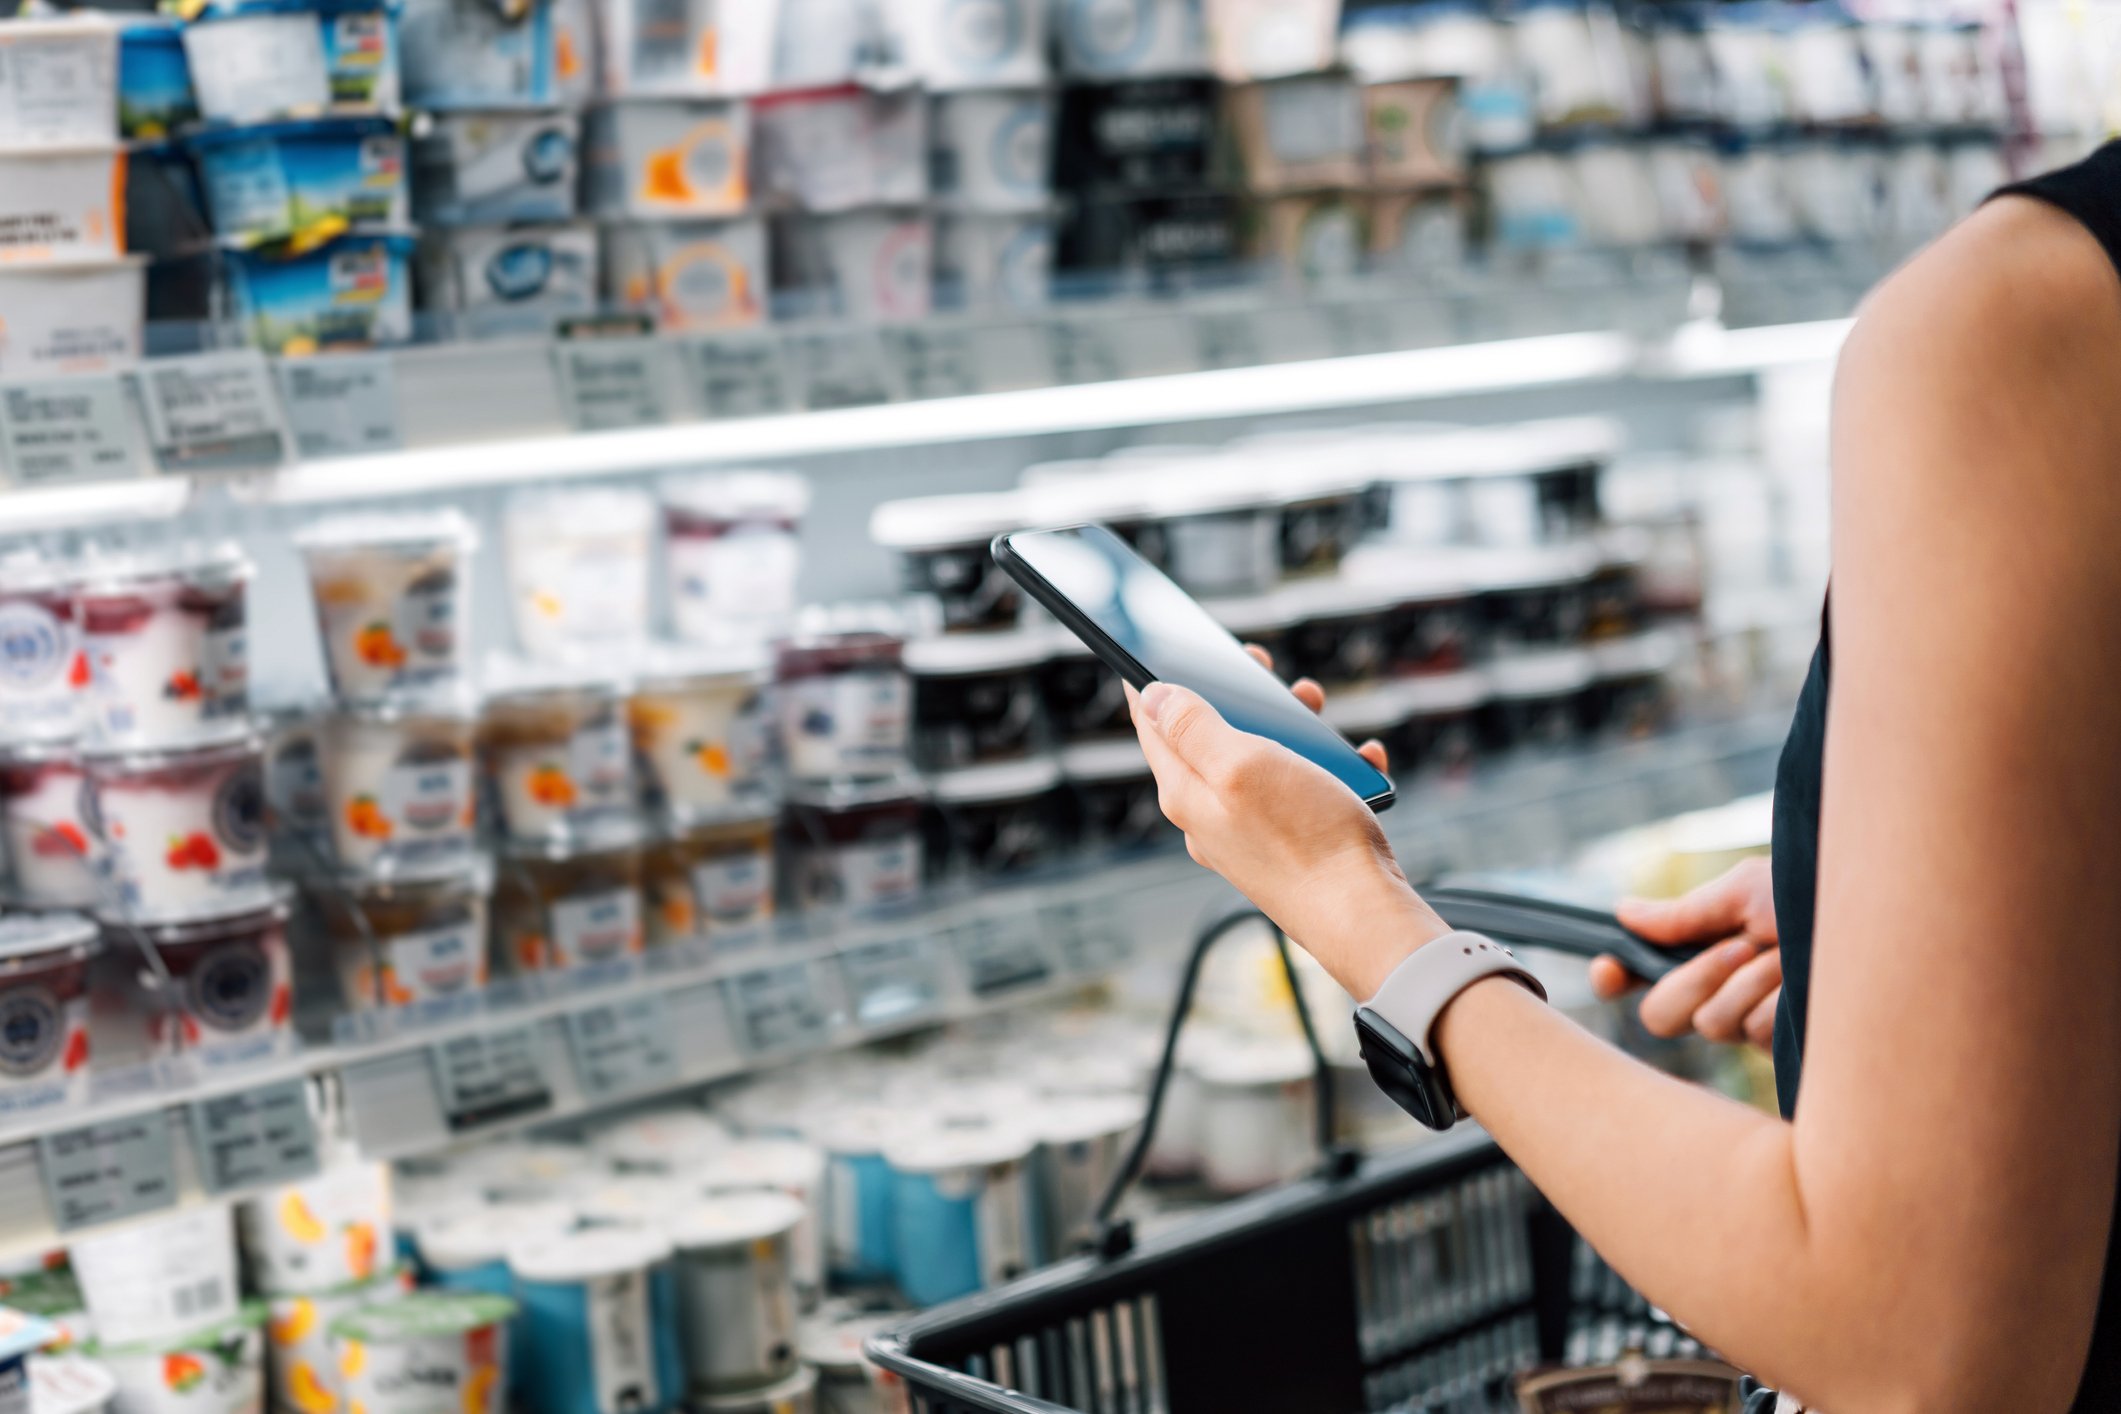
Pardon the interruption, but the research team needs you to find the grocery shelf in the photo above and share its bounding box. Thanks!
[0,708,1788,1261]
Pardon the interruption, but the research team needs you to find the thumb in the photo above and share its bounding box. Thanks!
[1616,870,1751,944]
[1138,681,1236,771]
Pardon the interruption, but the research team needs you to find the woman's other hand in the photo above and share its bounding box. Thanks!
[1591,857,1782,1048]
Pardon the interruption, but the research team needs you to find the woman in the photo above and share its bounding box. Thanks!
[1127,147,2121,1414]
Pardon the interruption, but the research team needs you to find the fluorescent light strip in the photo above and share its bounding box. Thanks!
[0,477,191,536]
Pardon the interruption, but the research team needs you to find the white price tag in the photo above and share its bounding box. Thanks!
[724,963,835,1056]
[430,1026,553,1133]
[883,326,981,400]
[1192,310,1264,371]
[787,331,896,410]
[683,337,791,419]
[38,1114,180,1231]
[277,353,401,459]
[132,351,289,474]
[554,339,673,431]
[1043,317,1124,385]
[564,996,681,1103]
[837,936,944,1028]
[0,376,141,487]
[949,918,1054,999]
[188,1080,321,1196]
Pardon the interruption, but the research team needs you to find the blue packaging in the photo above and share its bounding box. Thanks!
[397,0,556,109]
[885,1122,1038,1307]
[315,0,402,110]
[509,1228,684,1414]
[0,1306,56,1408]
[119,22,198,139]
[819,1110,900,1285]
[192,115,407,246]
[415,1201,575,1396]
[224,230,414,354]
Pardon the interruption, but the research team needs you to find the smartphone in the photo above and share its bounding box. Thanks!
[993,524,1396,811]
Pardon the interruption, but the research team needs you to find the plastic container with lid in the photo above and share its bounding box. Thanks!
[412,108,578,226]
[507,1227,683,1414]
[491,836,644,975]
[1280,576,1399,691]
[87,734,270,923]
[594,1107,729,1175]
[191,115,406,246]
[119,21,198,141]
[1058,738,1167,854]
[503,487,656,662]
[1233,450,1371,580]
[1479,649,1596,754]
[332,1291,517,1414]
[87,1300,264,1414]
[868,494,1026,633]
[699,1138,827,1309]
[0,556,83,748]
[905,630,1045,771]
[582,96,751,219]
[71,1203,242,1349]
[1473,548,1594,650]
[924,758,1063,879]
[27,1354,116,1414]
[774,630,910,785]
[1589,630,1679,741]
[1032,1094,1143,1259]
[0,914,98,1122]
[664,1193,803,1396]
[901,0,1048,90]
[1148,463,1281,598]
[130,890,295,1067]
[311,854,492,1011]
[415,1200,575,1296]
[797,1310,892,1414]
[320,697,477,875]
[643,812,774,953]
[781,780,923,916]
[660,471,810,647]
[886,1120,1038,1307]
[689,1366,817,1414]
[264,1267,408,1414]
[1055,0,1208,78]
[628,646,771,825]
[1036,631,1129,746]
[480,660,640,848]
[813,1107,903,1286]
[179,6,328,126]
[296,511,477,705]
[1187,1035,1317,1195]
[929,90,1052,208]
[1358,560,1476,677]
[1395,670,1487,777]
[75,545,251,750]
[0,746,99,910]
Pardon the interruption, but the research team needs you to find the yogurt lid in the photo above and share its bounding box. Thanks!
[1202,590,1294,636]
[1486,648,1596,697]
[0,737,80,769]
[499,817,647,862]
[571,1178,700,1227]
[481,653,631,701]
[509,1226,672,1284]
[883,1119,1034,1174]
[416,1200,575,1271]
[0,1308,56,1365]
[809,1103,916,1157]
[1338,551,1474,605]
[1463,545,1599,592]
[0,552,70,597]
[785,776,926,813]
[504,485,655,533]
[1185,1035,1316,1088]
[1592,628,1681,679]
[79,720,259,764]
[594,1108,732,1168]
[0,913,99,963]
[665,1191,805,1248]
[1056,738,1148,782]
[1319,684,1410,738]
[1020,475,1154,524]
[627,641,771,690]
[692,1367,818,1411]
[73,540,251,593]
[330,1292,517,1345]
[869,492,1028,550]
[29,1355,117,1414]
[902,629,1047,676]
[660,469,811,521]
[1275,572,1410,621]
[1141,460,1274,518]
[798,1311,893,1375]
[121,882,293,944]
[925,756,1061,804]
[336,689,478,726]
[1399,669,1490,715]
[87,1300,266,1359]
[1036,1094,1144,1146]
[294,509,478,555]
[319,849,495,898]
[699,1136,825,1192]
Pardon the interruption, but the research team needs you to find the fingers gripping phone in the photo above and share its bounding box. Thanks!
[992,524,1396,811]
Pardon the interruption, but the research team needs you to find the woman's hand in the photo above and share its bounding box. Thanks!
[1590,857,1782,1048]
[1128,674,1449,998]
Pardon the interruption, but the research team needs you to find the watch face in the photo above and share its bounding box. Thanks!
[1355,1008,1452,1130]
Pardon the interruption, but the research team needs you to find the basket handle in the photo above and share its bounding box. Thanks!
[1091,905,1355,1257]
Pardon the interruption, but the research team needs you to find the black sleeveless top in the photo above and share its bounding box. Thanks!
[1764,142,2121,1411]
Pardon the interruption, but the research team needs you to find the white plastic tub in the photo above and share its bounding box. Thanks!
[0,259,142,377]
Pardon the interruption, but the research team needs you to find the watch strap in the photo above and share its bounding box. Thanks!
[1363,930,1548,1067]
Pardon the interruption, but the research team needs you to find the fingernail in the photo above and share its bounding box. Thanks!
[1139,682,1175,725]
[1720,938,1754,965]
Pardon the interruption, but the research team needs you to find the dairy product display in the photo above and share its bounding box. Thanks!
[85,735,270,923]
[75,547,250,751]
[296,513,477,705]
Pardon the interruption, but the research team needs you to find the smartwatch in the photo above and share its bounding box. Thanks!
[1353,931,1546,1130]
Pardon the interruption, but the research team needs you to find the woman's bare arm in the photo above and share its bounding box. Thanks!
[1131,196,2121,1413]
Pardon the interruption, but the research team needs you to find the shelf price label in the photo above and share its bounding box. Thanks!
[787,331,896,410]
[277,353,401,459]
[132,351,289,475]
[1041,898,1133,977]
[1044,317,1124,385]
[724,962,835,1057]
[838,936,944,1028]
[948,917,1054,1000]
[554,337,673,432]
[884,327,981,401]
[1192,310,1264,371]
[564,996,682,1103]
[38,1114,180,1232]
[430,1026,552,1133]
[188,1080,321,1196]
[0,375,141,487]
[684,337,791,419]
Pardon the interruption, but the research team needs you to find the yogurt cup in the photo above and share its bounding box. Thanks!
[885,1120,1037,1306]
[223,231,415,357]
[507,1227,682,1414]
[1187,1035,1316,1195]
[1055,0,1208,79]
[28,1355,116,1414]
[296,511,477,705]
[319,698,477,874]
[664,1194,802,1396]
[814,1107,900,1284]
[86,734,270,923]
[774,631,910,785]
[906,630,1044,771]
[1372,564,1475,677]
[1146,462,1280,597]
[76,546,251,751]
[582,97,750,218]
[932,211,1051,313]
[1479,648,1596,754]
[0,259,145,378]
[480,661,640,847]
[602,217,766,331]
[88,1302,264,1414]
[264,1269,407,1414]
[332,1291,516,1414]
[0,18,120,150]
[0,149,125,265]
[659,471,808,647]
[643,811,774,953]
[238,1161,392,1296]
[411,108,579,226]
[1589,629,1678,741]
[0,557,83,747]
[781,780,922,916]
[774,210,932,323]
[181,7,329,126]
[698,1138,827,1308]
[867,494,1026,634]
[592,0,776,96]
[796,1311,890,1414]
[398,0,559,110]
[923,757,1062,879]
[130,891,294,1065]
[751,89,923,214]
[0,914,98,1123]
[491,836,644,974]
[502,487,655,663]
[1031,1094,1142,1258]
[929,91,1051,210]
[316,0,402,111]
[191,116,407,247]
[414,221,597,337]
[0,747,100,910]
[1395,669,1485,777]
[902,0,1048,89]
[1281,575,1400,692]
[1057,738,1166,854]
[1473,548,1594,650]
[628,645,771,822]
[593,1106,728,1174]
[1037,635,1128,746]
[414,1200,573,1296]
[71,1204,241,1349]
[311,854,493,1010]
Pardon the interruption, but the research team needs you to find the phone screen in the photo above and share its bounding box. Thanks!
[998,524,1395,809]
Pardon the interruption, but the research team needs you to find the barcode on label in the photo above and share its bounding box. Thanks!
[171,1276,223,1320]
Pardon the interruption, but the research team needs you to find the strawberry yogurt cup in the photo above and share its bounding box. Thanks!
[0,742,100,910]
[130,888,294,1067]
[76,545,252,750]
[0,913,98,1124]
[0,553,85,747]
[86,734,270,923]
